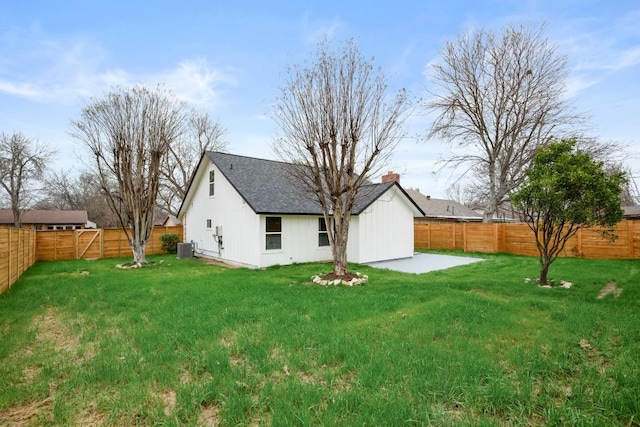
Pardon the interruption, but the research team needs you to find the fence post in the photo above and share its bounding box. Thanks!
[577,228,583,257]
[462,223,467,252]
[8,228,12,289]
[629,220,635,259]
[451,223,456,250]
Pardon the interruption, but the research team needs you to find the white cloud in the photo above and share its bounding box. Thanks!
[0,31,125,102]
[0,28,234,109]
[300,13,346,43]
[610,46,640,71]
[148,59,237,108]
[0,80,43,98]
[564,74,600,99]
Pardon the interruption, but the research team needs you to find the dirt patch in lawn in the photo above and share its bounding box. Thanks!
[162,390,177,416]
[0,397,54,426]
[198,257,242,268]
[198,402,222,426]
[33,307,96,361]
[76,401,106,426]
[597,281,622,299]
[37,308,78,352]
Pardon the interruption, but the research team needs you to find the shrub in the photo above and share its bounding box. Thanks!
[160,233,180,254]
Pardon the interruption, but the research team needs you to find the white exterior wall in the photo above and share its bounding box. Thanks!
[259,215,333,267]
[346,216,360,264]
[183,162,416,268]
[351,186,416,263]
[183,160,261,267]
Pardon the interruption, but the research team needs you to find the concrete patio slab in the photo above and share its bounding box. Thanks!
[365,252,485,274]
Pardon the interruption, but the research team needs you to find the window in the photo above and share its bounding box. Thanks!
[265,217,282,250]
[209,170,215,196]
[318,217,329,247]
[206,219,212,228]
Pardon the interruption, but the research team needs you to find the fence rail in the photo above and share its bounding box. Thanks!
[0,227,36,294]
[3,221,637,295]
[415,220,639,259]
[35,226,183,261]
[0,226,183,295]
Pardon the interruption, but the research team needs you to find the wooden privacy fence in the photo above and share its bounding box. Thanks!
[415,220,640,259]
[0,227,36,294]
[35,226,183,261]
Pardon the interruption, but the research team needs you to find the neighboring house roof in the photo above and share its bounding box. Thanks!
[163,215,182,226]
[405,189,482,221]
[0,209,88,225]
[622,206,640,219]
[180,151,424,217]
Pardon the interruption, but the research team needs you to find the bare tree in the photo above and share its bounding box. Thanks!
[70,85,184,264]
[0,132,53,227]
[426,23,584,222]
[273,39,411,277]
[158,109,227,216]
[37,169,120,228]
[444,181,482,209]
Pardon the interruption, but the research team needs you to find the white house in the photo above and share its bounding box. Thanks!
[177,152,424,268]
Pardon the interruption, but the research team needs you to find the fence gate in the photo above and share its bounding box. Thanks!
[75,229,103,260]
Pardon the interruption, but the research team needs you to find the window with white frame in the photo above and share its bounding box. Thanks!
[318,217,329,247]
[209,170,215,196]
[206,219,212,228]
[265,217,282,250]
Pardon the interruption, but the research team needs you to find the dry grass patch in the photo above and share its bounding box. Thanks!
[0,397,54,426]
[597,281,622,299]
[75,401,106,427]
[162,390,177,417]
[34,307,78,352]
[198,401,222,426]
[33,307,97,362]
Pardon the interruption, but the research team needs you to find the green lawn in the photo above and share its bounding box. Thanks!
[0,252,638,426]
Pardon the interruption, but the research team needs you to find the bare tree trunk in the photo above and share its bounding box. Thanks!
[131,237,147,264]
[539,257,551,286]
[332,203,350,276]
[11,206,21,228]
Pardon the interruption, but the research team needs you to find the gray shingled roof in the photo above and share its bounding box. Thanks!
[0,209,88,225]
[622,206,640,218]
[405,189,482,220]
[207,152,410,215]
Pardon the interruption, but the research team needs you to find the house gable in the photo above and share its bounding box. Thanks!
[179,152,422,268]
[405,189,481,222]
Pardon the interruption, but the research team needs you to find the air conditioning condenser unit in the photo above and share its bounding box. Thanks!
[177,242,193,259]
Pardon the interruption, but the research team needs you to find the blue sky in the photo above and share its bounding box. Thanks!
[1,0,638,197]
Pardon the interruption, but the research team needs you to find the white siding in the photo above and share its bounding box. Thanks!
[183,160,261,267]
[182,160,416,268]
[259,215,333,267]
[346,216,360,264]
[352,186,415,263]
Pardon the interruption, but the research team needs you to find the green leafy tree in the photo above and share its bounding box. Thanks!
[511,140,626,285]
